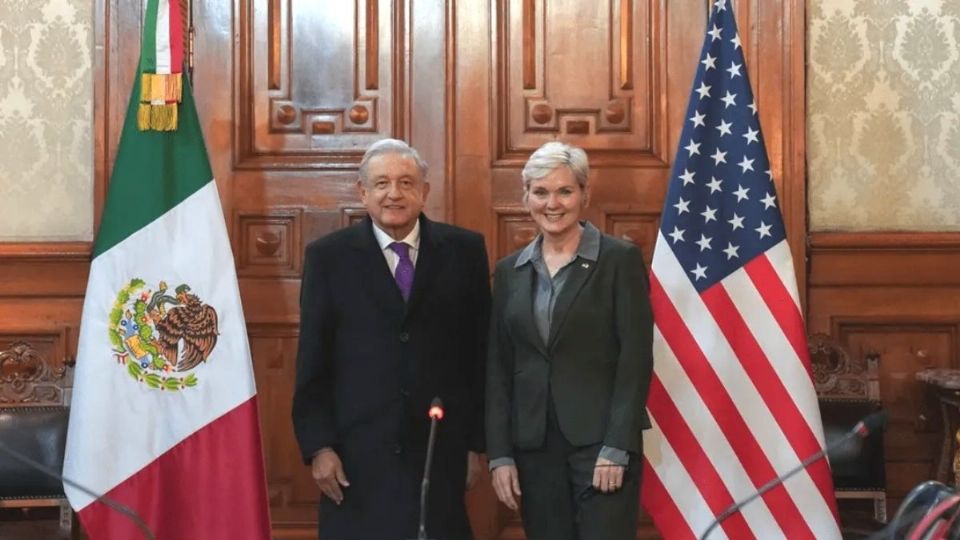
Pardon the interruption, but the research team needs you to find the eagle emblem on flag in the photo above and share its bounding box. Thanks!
[109,279,220,390]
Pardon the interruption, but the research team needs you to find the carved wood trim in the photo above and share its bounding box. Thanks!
[492,207,536,261]
[235,0,405,170]
[234,209,303,278]
[444,0,458,223]
[808,332,879,401]
[494,0,669,167]
[393,0,410,143]
[619,0,633,90]
[521,0,535,90]
[829,317,960,369]
[0,244,91,298]
[599,207,660,267]
[783,0,807,310]
[0,243,91,261]
[810,232,960,250]
[809,232,960,287]
[365,0,379,90]
[268,0,281,90]
[339,207,369,228]
[0,337,70,406]
[247,322,299,337]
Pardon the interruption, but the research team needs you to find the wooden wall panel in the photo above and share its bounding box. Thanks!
[496,0,666,166]
[247,324,317,534]
[230,0,450,220]
[235,0,402,169]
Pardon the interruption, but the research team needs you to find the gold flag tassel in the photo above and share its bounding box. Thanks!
[137,72,183,131]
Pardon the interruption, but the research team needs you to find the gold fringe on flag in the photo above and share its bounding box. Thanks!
[137,103,179,132]
[137,73,183,131]
[140,73,182,104]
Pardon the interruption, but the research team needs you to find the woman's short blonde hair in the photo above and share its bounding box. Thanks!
[520,141,589,191]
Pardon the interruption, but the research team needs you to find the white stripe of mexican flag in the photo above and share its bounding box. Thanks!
[64,181,255,507]
[154,0,172,74]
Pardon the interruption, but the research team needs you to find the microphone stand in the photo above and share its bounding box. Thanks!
[699,411,887,540]
[0,440,155,540]
[411,397,444,540]
[699,441,835,540]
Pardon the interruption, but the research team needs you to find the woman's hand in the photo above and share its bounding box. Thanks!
[592,457,624,493]
[491,464,522,510]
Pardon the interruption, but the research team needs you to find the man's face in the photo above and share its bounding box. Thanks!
[358,152,430,239]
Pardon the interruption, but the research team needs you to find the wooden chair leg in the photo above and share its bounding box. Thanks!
[59,500,71,531]
[875,494,887,523]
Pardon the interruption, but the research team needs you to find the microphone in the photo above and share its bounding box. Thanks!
[411,397,444,540]
[0,440,156,540]
[699,410,888,540]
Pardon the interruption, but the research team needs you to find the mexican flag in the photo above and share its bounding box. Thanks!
[63,1,271,538]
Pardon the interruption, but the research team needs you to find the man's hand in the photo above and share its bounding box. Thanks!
[592,456,624,493]
[491,464,521,511]
[312,449,350,504]
[465,451,481,490]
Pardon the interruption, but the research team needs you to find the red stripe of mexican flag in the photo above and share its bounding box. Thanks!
[167,0,183,75]
[63,0,271,537]
[78,400,269,539]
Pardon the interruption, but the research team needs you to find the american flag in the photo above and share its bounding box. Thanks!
[640,1,840,538]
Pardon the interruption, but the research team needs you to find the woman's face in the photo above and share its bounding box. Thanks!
[524,166,587,239]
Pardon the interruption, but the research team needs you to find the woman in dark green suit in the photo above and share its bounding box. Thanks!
[485,141,654,540]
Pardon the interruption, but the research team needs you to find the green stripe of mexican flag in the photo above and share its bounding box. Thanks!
[139,0,159,74]
[94,72,209,258]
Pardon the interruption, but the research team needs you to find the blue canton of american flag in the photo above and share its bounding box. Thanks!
[641,2,841,539]
[659,4,781,291]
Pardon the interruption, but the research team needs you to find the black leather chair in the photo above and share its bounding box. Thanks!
[0,406,74,539]
[809,333,887,532]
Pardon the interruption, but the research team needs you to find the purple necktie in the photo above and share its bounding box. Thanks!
[389,242,414,301]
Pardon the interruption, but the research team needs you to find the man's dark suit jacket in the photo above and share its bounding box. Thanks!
[486,232,653,462]
[292,215,490,540]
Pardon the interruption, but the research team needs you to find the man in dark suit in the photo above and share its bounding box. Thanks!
[292,138,490,540]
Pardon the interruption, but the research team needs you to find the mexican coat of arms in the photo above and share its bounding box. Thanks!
[109,279,219,390]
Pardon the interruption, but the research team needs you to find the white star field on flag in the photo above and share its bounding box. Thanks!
[657,8,785,292]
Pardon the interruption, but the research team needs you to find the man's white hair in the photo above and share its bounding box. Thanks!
[358,138,429,183]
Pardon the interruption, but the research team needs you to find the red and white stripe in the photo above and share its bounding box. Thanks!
[643,233,841,539]
[152,0,183,75]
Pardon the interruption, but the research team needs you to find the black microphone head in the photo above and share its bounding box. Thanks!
[431,397,443,409]
[856,410,888,437]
